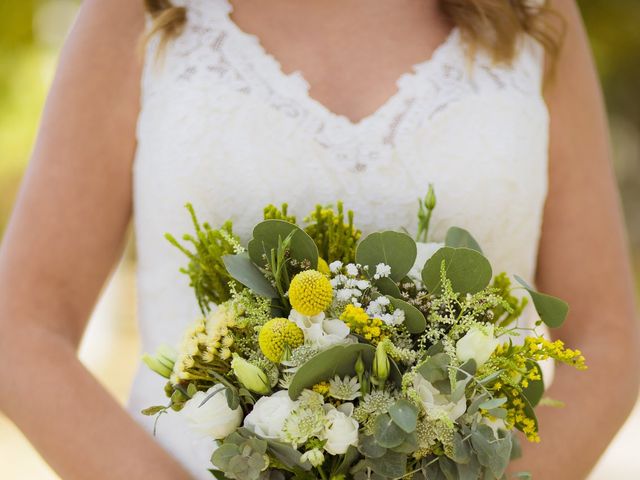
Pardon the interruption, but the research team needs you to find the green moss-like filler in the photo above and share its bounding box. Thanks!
[263,203,297,223]
[304,202,361,264]
[165,204,241,313]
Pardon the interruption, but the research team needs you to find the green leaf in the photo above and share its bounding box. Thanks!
[389,399,419,433]
[422,247,492,295]
[356,231,417,281]
[367,450,407,477]
[416,353,451,383]
[445,226,483,253]
[522,361,545,407]
[439,456,459,480]
[456,455,482,480]
[514,275,569,328]
[358,434,387,459]
[390,431,418,454]
[335,445,361,474]
[448,432,471,464]
[141,405,166,416]
[288,344,400,399]
[222,253,278,298]
[375,277,401,297]
[374,414,407,449]
[386,296,427,334]
[478,397,507,410]
[248,220,318,269]
[471,425,511,478]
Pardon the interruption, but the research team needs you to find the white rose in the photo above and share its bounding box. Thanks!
[243,390,298,440]
[321,403,359,455]
[414,375,466,422]
[289,309,351,348]
[409,242,444,282]
[180,386,242,439]
[456,325,500,367]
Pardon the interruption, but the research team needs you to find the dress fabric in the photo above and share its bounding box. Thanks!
[127,0,551,477]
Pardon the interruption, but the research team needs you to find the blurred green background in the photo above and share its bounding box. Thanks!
[0,1,639,478]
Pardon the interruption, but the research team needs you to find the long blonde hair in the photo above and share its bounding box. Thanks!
[143,0,564,65]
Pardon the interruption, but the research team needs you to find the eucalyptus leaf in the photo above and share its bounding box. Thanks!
[355,231,417,281]
[288,344,401,399]
[456,455,482,480]
[222,253,278,298]
[248,220,318,269]
[445,226,483,253]
[515,275,569,328]
[375,277,401,297]
[478,397,507,410]
[386,296,427,334]
[374,414,407,449]
[522,361,545,407]
[389,399,419,433]
[422,247,492,295]
[448,432,471,464]
[439,456,459,480]
[366,450,408,477]
[416,353,451,383]
[358,434,387,459]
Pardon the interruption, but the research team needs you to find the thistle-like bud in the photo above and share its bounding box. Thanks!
[142,345,177,379]
[231,354,271,395]
[372,342,390,386]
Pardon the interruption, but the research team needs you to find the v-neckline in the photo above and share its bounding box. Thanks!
[219,0,460,128]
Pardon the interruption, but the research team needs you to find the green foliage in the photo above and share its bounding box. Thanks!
[444,226,483,253]
[211,431,269,480]
[304,202,361,264]
[422,247,493,296]
[386,296,426,334]
[223,253,278,298]
[515,275,569,328]
[165,205,240,313]
[356,231,417,282]
[263,203,297,223]
[248,219,319,271]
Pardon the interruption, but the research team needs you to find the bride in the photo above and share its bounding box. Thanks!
[0,0,638,478]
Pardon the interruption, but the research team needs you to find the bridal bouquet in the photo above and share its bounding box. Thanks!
[143,190,585,480]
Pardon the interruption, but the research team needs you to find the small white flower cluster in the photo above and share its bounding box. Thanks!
[366,295,405,326]
[373,262,392,280]
[329,261,371,306]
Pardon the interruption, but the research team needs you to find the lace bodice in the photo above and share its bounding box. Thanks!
[128,0,550,477]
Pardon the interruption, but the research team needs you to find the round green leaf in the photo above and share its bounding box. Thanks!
[421,246,492,295]
[355,231,417,281]
[445,226,483,253]
[389,399,419,434]
[248,220,318,269]
[386,296,426,334]
[374,414,406,449]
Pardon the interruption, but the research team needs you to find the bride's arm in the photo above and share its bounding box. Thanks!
[0,1,191,478]
[511,1,640,478]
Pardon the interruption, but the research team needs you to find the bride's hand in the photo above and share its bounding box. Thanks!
[0,0,191,478]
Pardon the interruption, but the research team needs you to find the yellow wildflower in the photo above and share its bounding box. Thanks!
[288,270,333,316]
[340,304,386,343]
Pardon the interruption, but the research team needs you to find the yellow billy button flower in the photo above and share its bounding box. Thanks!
[317,258,331,276]
[231,354,271,395]
[288,269,333,316]
[258,318,305,363]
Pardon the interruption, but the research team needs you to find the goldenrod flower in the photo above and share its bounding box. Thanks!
[288,269,333,316]
[259,318,304,362]
[340,304,386,342]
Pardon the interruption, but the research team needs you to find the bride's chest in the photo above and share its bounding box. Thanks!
[133,0,550,278]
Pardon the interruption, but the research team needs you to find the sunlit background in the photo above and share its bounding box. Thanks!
[1,1,639,478]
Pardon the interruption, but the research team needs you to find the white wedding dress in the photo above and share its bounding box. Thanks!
[127,0,550,477]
